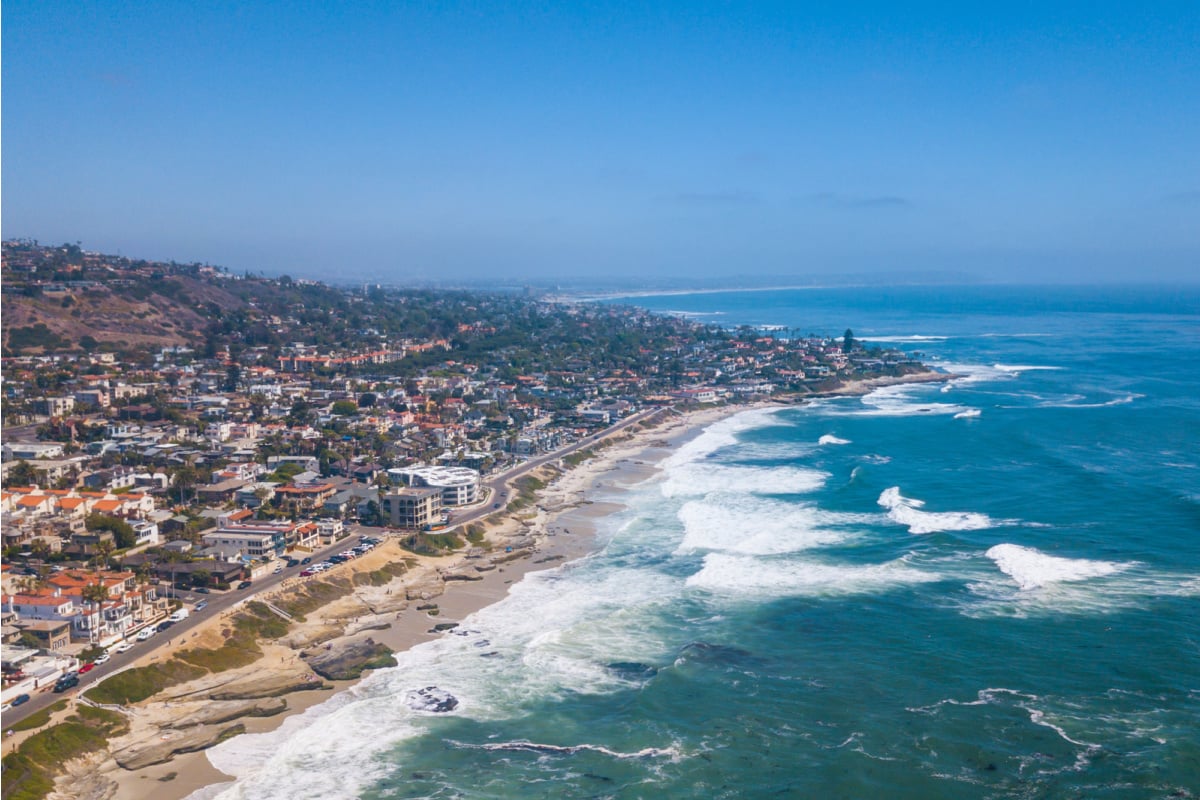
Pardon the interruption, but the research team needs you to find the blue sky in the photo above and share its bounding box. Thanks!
[3,1,1197,284]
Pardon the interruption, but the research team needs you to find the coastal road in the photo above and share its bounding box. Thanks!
[2,407,669,729]
[0,530,376,728]
[448,406,668,529]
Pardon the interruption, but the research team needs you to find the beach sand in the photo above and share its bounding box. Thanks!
[57,404,738,800]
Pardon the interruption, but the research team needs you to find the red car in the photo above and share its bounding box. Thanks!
[78,663,96,674]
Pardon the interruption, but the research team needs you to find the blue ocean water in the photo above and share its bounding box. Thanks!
[199,285,1200,799]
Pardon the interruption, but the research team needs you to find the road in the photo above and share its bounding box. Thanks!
[1,406,667,728]
[449,405,666,528]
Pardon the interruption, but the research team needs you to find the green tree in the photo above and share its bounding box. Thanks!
[86,514,136,549]
[331,400,358,416]
[843,328,856,353]
[4,459,39,487]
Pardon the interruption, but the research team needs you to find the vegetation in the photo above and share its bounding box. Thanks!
[176,602,290,672]
[83,660,207,705]
[400,531,464,555]
[6,700,68,733]
[1,705,129,800]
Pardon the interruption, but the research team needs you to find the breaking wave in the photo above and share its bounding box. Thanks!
[818,433,851,445]
[686,552,939,597]
[877,487,1007,534]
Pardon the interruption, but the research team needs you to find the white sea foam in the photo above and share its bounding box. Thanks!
[662,462,830,498]
[1035,392,1141,409]
[663,406,782,468]
[675,496,872,555]
[857,334,949,342]
[452,739,682,760]
[877,487,1005,534]
[953,409,981,419]
[992,363,1063,374]
[818,433,851,445]
[195,535,689,800]
[985,543,1125,590]
[685,552,939,597]
[816,383,974,417]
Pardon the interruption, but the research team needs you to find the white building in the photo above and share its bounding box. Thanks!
[388,465,481,506]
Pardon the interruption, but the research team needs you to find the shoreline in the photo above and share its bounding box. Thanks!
[43,370,952,800]
[62,404,741,800]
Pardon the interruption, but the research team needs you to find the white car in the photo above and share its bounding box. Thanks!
[93,652,111,665]
[114,641,134,653]
[136,627,156,641]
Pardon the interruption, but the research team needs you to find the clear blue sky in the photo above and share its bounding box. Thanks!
[3,1,1197,284]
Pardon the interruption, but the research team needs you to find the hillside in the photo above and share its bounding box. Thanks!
[3,275,247,355]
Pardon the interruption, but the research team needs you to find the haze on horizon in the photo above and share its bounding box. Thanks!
[3,1,1197,286]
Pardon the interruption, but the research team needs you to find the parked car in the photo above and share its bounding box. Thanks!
[54,674,80,692]
[93,652,111,665]
[79,663,96,674]
[299,569,315,577]
[273,565,284,574]
[136,627,156,641]
[301,557,313,565]
[286,558,300,568]
[157,621,175,633]
[194,600,208,611]
[194,586,211,594]
[114,641,134,653]
[11,693,31,707]
[237,581,252,590]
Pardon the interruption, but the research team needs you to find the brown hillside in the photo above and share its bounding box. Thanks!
[2,276,246,355]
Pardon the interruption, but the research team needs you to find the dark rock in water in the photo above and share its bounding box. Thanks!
[406,686,459,713]
[432,622,460,632]
[480,651,500,658]
[607,661,659,681]
[677,641,757,666]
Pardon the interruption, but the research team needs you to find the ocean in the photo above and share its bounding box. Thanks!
[196,285,1200,799]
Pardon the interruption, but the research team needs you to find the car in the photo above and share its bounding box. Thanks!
[237,581,252,590]
[11,693,31,707]
[194,600,208,611]
[54,674,80,692]
[136,627,156,641]
[286,559,300,568]
[194,586,211,594]
[157,621,174,633]
[78,663,96,674]
[114,641,134,653]
[299,569,315,577]
[493,503,501,508]
[93,652,111,665]
[301,557,312,565]
[273,565,284,574]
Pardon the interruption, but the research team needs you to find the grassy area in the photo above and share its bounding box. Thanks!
[562,448,595,467]
[1,706,130,800]
[275,576,356,621]
[6,700,68,734]
[353,560,409,587]
[401,531,464,555]
[83,659,207,705]
[464,523,487,546]
[175,602,290,672]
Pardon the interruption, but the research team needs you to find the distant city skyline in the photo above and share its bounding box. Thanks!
[3,1,1198,284]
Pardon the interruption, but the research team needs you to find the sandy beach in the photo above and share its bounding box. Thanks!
[43,402,743,800]
[25,370,950,800]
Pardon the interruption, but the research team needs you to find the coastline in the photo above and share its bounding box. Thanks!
[44,369,954,800]
[57,403,742,800]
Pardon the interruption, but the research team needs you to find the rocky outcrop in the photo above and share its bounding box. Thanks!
[113,723,246,770]
[303,636,396,681]
[168,697,288,729]
[205,673,328,701]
